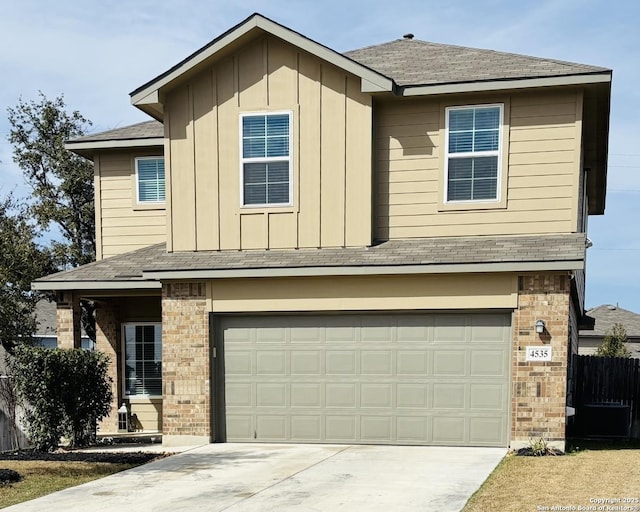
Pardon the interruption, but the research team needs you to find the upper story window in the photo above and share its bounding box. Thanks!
[123,323,162,398]
[135,157,165,204]
[445,104,503,203]
[240,112,292,207]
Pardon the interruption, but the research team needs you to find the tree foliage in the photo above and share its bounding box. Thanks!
[0,195,52,352]
[7,93,95,269]
[11,346,113,451]
[596,323,630,358]
[7,93,96,341]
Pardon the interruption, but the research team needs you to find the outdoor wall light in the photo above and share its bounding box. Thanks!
[118,403,129,433]
[535,319,546,334]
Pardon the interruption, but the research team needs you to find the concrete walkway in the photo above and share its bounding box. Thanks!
[4,443,506,511]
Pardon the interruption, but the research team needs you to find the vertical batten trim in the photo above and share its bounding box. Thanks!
[164,109,173,252]
[94,153,103,260]
[572,89,584,232]
[189,82,198,250]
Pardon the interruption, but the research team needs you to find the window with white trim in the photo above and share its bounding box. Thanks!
[445,105,502,202]
[240,112,292,206]
[123,323,162,397]
[135,157,165,204]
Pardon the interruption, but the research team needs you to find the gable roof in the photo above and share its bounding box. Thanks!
[345,39,611,95]
[130,13,611,119]
[580,305,640,338]
[32,233,587,290]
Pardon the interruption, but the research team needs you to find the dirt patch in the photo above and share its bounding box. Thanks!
[0,450,167,465]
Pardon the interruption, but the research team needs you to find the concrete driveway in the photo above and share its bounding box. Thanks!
[5,443,505,512]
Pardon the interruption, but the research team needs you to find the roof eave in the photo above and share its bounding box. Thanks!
[64,137,164,159]
[130,13,393,118]
[32,280,162,291]
[399,71,612,97]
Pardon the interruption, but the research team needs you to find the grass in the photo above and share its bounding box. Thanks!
[463,440,640,511]
[0,460,137,509]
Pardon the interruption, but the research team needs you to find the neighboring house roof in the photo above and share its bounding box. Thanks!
[32,233,587,290]
[579,304,640,339]
[34,299,57,336]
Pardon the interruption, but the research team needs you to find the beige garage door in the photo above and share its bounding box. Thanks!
[222,313,511,446]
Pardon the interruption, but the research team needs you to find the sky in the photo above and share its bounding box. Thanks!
[0,0,638,312]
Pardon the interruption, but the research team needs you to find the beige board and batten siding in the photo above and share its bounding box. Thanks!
[95,149,166,259]
[164,35,372,252]
[376,89,583,239]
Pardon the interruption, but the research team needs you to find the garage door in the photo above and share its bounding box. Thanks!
[221,313,511,446]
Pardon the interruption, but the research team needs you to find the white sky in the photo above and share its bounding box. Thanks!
[0,0,638,312]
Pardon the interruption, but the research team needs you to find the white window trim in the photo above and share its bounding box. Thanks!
[135,156,165,205]
[121,322,162,399]
[444,103,503,204]
[239,111,293,208]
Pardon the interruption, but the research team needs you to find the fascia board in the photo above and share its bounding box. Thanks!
[64,138,164,152]
[130,14,392,106]
[32,280,162,291]
[401,72,612,97]
[142,260,584,280]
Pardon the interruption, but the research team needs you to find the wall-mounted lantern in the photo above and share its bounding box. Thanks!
[118,403,129,433]
[535,319,546,334]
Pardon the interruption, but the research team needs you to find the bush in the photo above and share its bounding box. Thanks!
[596,323,630,357]
[0,469,22,485]
[10,346,112,451]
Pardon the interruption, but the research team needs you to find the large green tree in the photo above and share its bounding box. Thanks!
[7,93,95,269]
[7,93,96,340]
[0,195,52,352]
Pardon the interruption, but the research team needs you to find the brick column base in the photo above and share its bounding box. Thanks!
[162,283,210,446]
[511,274,571,452]
[95,301,121,434]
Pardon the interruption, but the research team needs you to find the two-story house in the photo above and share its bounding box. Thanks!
[33,14,611,451]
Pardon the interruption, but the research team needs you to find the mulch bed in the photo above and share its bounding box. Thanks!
[0,450,167,464]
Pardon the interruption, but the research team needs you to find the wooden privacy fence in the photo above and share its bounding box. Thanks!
[571,355,640,438]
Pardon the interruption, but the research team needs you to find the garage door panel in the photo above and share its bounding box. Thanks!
[256,383,287,407]
[397,383,428,408]
[397,416,429,441]
[469,416,506,445]
[361,350,393,375]
[432,416,466,443]
[256,351,286,375]
[256,416,287,439]
[291,351,321,374]
[361,383,393,408]
[470,350,507,376]
[326,416,357,441]
[326,383,357,408]
[325,351,357,374]
[226,382,253,407]
[469,384,506,410]
[397,351,429,375]
[223,312,510,446]
[433,351,467,376]
[291,383,322,407]
[361,416,392,440]
[291,416,322,440]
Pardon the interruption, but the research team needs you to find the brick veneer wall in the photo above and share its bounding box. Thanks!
[56,294,81,349]
[162,282,211,444]
[95,301,121,433]
[512,273,571,450]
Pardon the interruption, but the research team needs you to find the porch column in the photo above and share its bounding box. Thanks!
[162,282,210,447]
[511,273,571,452]
[56,291,81,349]
[95,300,121,434]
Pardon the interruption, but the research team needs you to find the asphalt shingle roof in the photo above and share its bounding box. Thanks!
[35,233,586,284]
[67,120,163,143]
[580,305,640,338]
[344,39,610,87]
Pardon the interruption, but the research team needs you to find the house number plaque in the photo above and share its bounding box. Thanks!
[525,346,552,362]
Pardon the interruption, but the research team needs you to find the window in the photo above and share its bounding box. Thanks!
[135,157,165,204]
[445,105,502,203]
[123,323,162,397]
[240,112,292,206]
